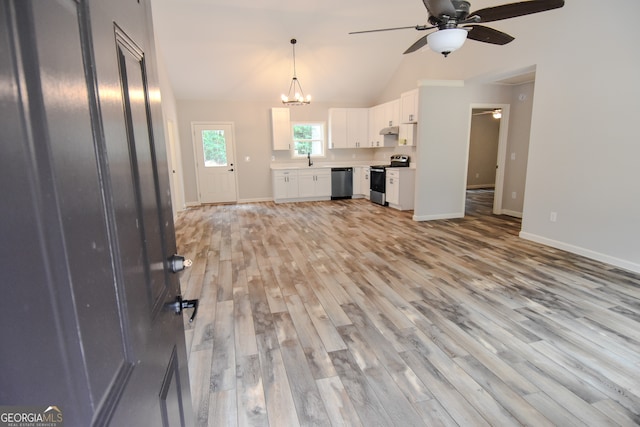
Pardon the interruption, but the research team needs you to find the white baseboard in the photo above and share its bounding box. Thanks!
[500,209,523,218]
[519,231,640,274]
[413,212,464,221]
[185,201,200,208]
[238,197,272,203]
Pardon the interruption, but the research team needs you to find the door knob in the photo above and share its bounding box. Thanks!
[169,254,192,273]
[228,168,234,172]
[165,295,199,323]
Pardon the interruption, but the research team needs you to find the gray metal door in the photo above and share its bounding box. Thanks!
[0,1,193,425]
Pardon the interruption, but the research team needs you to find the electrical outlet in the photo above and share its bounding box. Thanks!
[511,192,516,199]
[475,173,480,178]
[550,212,557,222]
[511,152,516,161]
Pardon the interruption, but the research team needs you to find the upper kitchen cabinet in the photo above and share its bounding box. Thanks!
[401,89,419,123]
[399,123,417,146]
[272,107,291,150]
[384,99,400,128]
[328,108,368,149]
[369,100,399,147]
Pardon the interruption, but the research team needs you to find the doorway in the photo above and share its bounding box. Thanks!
[466,104,510,216]
[192,122,238,204]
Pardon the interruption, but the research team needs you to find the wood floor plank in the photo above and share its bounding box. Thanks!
[175,192,640,426]
[272,311,331,426]
[315,376,363,427]
[235,354,267,427]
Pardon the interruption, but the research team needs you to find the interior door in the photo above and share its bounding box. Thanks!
[0,1,193,425]
[193,122,238,203]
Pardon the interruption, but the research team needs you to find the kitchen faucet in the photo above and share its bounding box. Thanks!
[307,152,313,167]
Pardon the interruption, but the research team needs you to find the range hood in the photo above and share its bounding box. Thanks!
[379,126,399,135]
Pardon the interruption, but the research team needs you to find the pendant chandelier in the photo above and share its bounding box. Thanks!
[281,38,311,106]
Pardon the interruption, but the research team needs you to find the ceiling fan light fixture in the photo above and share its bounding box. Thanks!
[427,28,468,57]
[281,39,311,106]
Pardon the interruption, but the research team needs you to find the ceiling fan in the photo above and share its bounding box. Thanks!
[350,0,565,57]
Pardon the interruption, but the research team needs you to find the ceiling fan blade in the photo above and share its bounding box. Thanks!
[423,0,456,18]
[464,25,515,45]
[349,24,433,35]
[469,0,564,23]
[403,35,429,54]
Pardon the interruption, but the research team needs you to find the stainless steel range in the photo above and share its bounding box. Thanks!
[370,154,410,205]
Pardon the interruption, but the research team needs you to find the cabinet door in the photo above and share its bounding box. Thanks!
[399,123,417,146]
[297,170,316,198]
[401,89,418,123]
[347,108,368,148]
[386,170,399,205]
[369,105,384,147]
[362,168,370,198]
[272,107,291,150]
[386,99,400,127]
[273,170,298,199]
[353,167,362,195]
[315,170,331,197]
[328,108,347,149]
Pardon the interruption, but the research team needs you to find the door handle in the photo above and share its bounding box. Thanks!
[165,295,199,323]
[228,168,234,172]
[169,254,192,273]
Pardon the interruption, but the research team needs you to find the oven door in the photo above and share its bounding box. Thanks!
[369,168,386,205]
[370,168,386,192]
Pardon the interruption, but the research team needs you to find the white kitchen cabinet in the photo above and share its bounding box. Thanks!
[273,169,298,200]
[328,108,348,149]
[385,168,415,210]
[347,108,369,148]
[329,108,368,149]
[400,89,419,123]
[368,104,383,147]
[384,99,400,128]
[352,166,370,198]
[271,107,291,150]
[398,123,417,147]
[298,169,331,199]
[368,100,399,148]
[353,167,362,196]
[361,166,370,199]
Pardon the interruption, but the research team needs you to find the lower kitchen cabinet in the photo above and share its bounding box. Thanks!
[273,169,299,200]
[385,168,415,210]
[352,166,370,198]
[273,168,331,202]
[298,169,331,198]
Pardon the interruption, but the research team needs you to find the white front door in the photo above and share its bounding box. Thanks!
[193,122,238,204]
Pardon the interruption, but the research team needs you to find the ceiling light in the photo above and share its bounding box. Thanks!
[427,28,468,57]
[281,38,311,106]
[492,109,502,119]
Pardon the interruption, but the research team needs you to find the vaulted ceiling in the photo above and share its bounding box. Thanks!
[149,0,538,104]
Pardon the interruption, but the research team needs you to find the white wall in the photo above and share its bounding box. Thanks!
[382,0,640,272]
[156,49,185,218]
[413,81,513,220]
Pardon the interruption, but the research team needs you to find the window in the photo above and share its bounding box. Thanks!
[201,129,228,167]
[292,122,325,158]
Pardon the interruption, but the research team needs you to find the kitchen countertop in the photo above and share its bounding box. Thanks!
[270,161,415,170]
[270,161,375,170]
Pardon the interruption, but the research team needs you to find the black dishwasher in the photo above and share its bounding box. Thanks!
[331,167,353,199]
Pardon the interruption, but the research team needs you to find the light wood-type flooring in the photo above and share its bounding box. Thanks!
[175,190,640,426]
